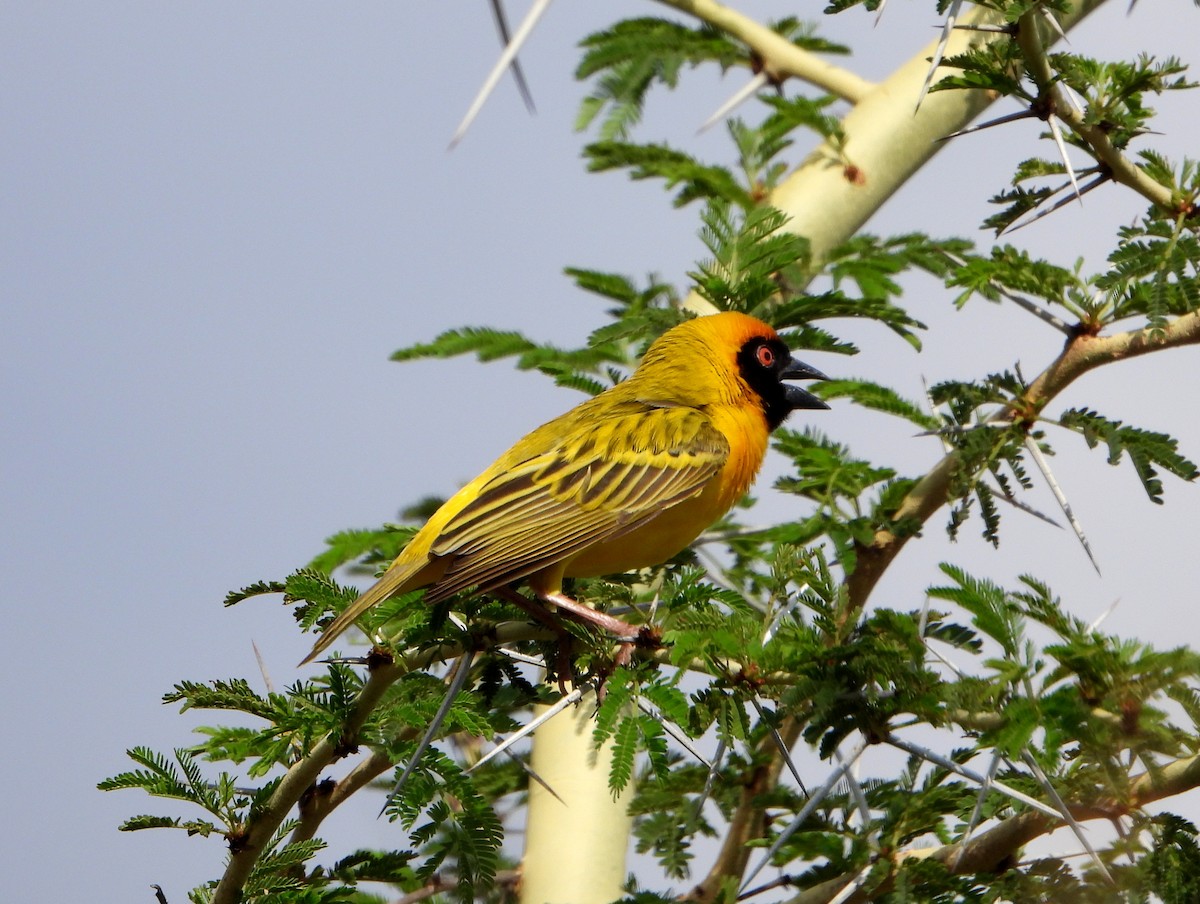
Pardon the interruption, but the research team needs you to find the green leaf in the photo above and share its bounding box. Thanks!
[815,379,939,430]
[576,19,742,140]
[1059,407,1198,503]
[584,141,751,208]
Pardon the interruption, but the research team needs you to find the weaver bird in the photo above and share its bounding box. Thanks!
[302,312,828,665]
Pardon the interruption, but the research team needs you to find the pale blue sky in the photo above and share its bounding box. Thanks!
[3,2,1198,899]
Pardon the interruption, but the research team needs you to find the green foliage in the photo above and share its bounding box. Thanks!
[1058,407,1199,502]
[576,17,846,141]
[584,141,752,208]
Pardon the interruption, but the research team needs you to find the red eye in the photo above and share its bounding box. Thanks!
[756,344,775,368]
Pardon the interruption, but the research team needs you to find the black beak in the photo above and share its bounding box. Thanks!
[781,356,830,410]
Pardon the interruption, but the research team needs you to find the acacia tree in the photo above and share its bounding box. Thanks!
[103,1,1200,902]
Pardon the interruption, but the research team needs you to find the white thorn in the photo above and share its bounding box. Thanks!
[921,376,954,454]
[917,0,964,110]
[1025,436,1101,575]
[1040,7,1069,42]
[991,487,1063,528]
[465,685,584,774]
[1087,598,1120,632]
[1021,751,1115,884]
[740,739,868,893]
[450,0,554,148]
[252,640,276,695]
[763,582,808,645]
[636,697,710,767]
[837,746,871,828]
[699,71,770,134]
[1047,116,1084,205]
[381,650,478,816]
[750,697,807,794]
[952,749,1002,870]
[828,862,876,904]
[887,733,1064,820]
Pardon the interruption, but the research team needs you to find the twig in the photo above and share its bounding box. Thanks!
[655,0,874,103]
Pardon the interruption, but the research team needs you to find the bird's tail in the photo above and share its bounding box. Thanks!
[298,562,421,665]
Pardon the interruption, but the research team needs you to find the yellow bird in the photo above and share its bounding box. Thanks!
[302,311,828,665]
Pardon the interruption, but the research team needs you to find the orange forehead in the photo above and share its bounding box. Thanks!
[677,311,780,349]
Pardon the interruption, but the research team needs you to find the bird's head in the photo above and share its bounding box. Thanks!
[637,312,829,430]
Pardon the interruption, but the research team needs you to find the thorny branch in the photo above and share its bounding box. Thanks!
[1013,10,1184,215]
[846,309,1200,611]
[780,751,1200,904]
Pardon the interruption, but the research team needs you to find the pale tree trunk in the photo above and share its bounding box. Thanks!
[520,691,634,903]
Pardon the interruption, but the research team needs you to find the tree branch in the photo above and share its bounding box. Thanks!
[779,750,1200,904]
[1013,10,1182,214]
[655,0,875,103]
[846,308,1200,609]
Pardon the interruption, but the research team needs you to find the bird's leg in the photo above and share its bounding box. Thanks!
[494,587,650,671]
[494,587,578,688]
[536,589,653,670]
[536,591,642,641]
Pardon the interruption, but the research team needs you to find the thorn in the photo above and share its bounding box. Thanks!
[836,746,871,827]
[691,739,728,825]
[465,686,584,774]
[151,885,169,904]
[1024,436,1101,575]
[1040,7,1069,43]
[488,0,536,114]
[915,421,1014,438]
[916,0,964,111]
[1021,751,1115,884]
[920,376,954,454]
[938,249,1073,333]
[750,697,807,796]
[886,733,1065,819]
[918,589,934,640]
[1087,598,1120,632]
[763,582,808,645]
[873,0,889,27]
[1047,116,1084,205]
[990,487,1063,528]
[740,739,868,893]
[949,23,1015,34]
[513,752,565,804]
[1058,79,1086,116]
[827,862,876,904]
[699,72,770,134]
[951,750,1002,870]
[380,650,478,817]
[636,697,711,767]
[251,640,276,695]
[450,0,554,148]
[738,874,798,899]
[938,107,1037,141]
[1003,172,1109,234]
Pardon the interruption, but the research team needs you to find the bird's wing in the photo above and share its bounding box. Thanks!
[424,404,729,601]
